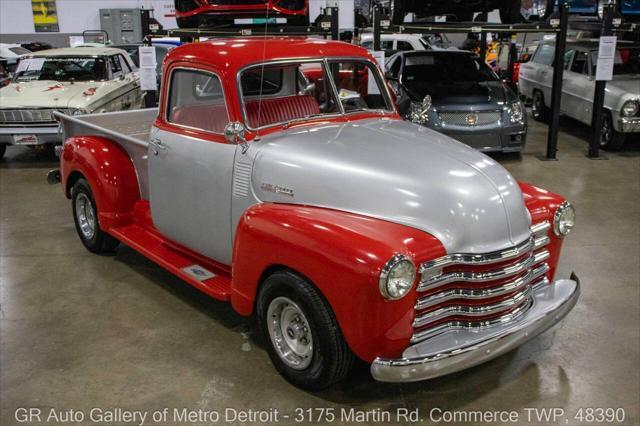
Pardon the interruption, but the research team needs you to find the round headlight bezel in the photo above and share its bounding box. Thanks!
[553,201,575,237]
[621,100,639,117]
[379,254,417,300]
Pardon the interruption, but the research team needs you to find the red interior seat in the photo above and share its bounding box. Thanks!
[245,95,320,128]
[171,103,229,133]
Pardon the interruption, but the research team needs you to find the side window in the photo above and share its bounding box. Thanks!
[396,41,413,51]
[381,40,393,50]
[532,43,555,66]
[167,69,228,134]
[386,56,401,78]
[563,49,575,70]
[362,41,373,50]
[118,55,131,73]
[109,55,122,78]
[570,50,589,74]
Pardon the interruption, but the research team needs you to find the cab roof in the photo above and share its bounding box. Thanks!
[28,47,129,57]
[165,37,374,73]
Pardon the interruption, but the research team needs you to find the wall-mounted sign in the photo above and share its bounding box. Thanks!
[32,0,59,32]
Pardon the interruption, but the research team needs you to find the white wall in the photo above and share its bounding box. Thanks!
[0,0,352,35]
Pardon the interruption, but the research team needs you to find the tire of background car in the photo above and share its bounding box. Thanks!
[499,0,523,24]
[71,178,120,254]
[0,144,6,159]
[389,0,404,25]
[600,110,626,151]
[257,270,355,391]
[531,90,549,122]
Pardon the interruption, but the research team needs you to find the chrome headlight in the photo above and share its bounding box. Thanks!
[509,101,525,124]
[379,254,416,300]
[621,100,639,117]
[553,201,575,237]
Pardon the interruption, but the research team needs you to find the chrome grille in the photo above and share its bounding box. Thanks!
[412,221,552,344]
[0,109,62,126]
[438,110,502,127]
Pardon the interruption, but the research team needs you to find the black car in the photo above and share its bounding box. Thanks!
[386,50,527,153]
[369,0,553,24]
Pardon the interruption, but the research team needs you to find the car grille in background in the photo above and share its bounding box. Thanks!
[411,221,552,344]
[0,109,62,126]
[438,110,502,127]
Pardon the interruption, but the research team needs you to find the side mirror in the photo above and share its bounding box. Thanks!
[224,122,247,145]
[384,70,397,81]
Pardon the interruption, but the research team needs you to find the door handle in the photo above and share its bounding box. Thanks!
[149,138,166,155]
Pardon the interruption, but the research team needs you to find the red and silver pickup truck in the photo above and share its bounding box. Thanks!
[51,38,579,390]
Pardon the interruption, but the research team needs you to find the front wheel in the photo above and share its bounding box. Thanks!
[531,90,549,122]
[600,111,626,151]
[257,270,354,391]
[72,178,120,253]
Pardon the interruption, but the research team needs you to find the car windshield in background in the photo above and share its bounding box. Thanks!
[239,60,391,129]
[9,47,31,55]
[14,57,108,82]
[404,54,499,84]
[591,48,640,76]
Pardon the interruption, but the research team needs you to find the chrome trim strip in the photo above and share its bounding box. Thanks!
[530,220,551,236]
[533,235,550,249]
[412,286,532,328]
[418,249,550,291]
[371,276,580,382]
[415,263,550,311]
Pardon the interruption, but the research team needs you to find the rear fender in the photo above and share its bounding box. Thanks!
[61,136,140,231]
[231,203,445,361]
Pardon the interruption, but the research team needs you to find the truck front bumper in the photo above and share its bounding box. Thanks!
[0,126,62,145]
[619,117,640,133]
[370,275,580,382]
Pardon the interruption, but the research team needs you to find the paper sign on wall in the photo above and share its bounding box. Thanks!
[595,36,617,81]
[138,46,158,91]
[368,50,385,95]
[69,36,84,47]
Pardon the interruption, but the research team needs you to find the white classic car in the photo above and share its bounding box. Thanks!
[519,39,640,150]
[0,47,143,158]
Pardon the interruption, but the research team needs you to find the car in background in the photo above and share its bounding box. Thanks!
[359,33,454,52]
[375,0,547,24]
[112,43,174,103]
[19,41,54,52]
[386,50,527,153]
[0,47,144,158]
[174,0,309,28]
[0,43,31,73]
[519,40,640,150]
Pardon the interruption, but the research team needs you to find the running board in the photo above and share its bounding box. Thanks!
[110,224,232,301]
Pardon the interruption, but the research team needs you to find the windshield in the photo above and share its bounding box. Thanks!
[13,57,108,82]
[591,48,640,76]
[403,54,499,84]
[239,59,393,129]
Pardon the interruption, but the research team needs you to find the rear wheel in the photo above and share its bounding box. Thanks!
[531,90,549,122]
[72,178,119,253]
[0,144,6,159]
[600,111,626,151]
[257,270,354,390]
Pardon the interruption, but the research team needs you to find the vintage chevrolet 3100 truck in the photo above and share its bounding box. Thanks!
[50,38,579,390]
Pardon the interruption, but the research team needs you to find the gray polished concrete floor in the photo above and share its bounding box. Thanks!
[1,114,639,426]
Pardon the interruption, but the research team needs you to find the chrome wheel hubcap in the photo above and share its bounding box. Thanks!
[75,192,96,240]
[267,297,313,370]
[600,118,611,146]
[533,95,541,117]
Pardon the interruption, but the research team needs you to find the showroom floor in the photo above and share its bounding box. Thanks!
[1,114,639,426]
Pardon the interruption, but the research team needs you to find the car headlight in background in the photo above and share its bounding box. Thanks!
[379,254,416,300]
[509,101,525,124]
[553,201,575,237]
[621,100,639,117]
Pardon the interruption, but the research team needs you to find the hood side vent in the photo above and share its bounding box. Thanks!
[232,161,253,197]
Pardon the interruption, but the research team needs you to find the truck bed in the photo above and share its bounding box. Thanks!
[55,108,157,199]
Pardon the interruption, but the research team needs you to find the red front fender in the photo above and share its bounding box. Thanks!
[230,203,445,362]
[60,136,140,232]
